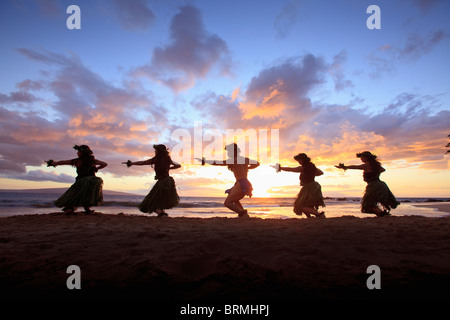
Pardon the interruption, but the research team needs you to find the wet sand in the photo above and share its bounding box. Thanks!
[413,202,450,215]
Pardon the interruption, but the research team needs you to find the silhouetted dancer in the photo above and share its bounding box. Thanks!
[197,143,260,218]
[335,151,399,217]
[273,153,325,218]
[122,144,180,217]
[46,145,107,214]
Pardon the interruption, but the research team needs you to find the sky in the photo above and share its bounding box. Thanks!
[0,0,449,198]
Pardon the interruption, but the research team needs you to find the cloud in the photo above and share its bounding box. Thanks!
[192,91,243,130]
[274,0,302,39]
[0,91,37,104]
[191,53,330,162]
[329,51,353,91]
[399,29,447,61]
[16,79,44,91]
[358,93,450,161]
[287,92,450,168]
[238,54,326,121]
[134,5,232,92]
[412,0,442,13]
[2,43,448,187]
[367,29,448,77]
[17,48,164,124]
[36,0,62,17]
[191,53,449,171]
[0,48,168,182]
[9,170,75,184]
[111,0,155,31]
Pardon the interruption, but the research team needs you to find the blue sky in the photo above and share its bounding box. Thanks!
[0,0,449,197]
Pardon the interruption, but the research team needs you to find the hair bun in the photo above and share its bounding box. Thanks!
[356,151,376,159]
[73,145,93,155]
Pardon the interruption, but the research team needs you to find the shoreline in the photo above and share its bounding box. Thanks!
[1,198,449,219]
[1,212,449,300]
[412,203,450,214]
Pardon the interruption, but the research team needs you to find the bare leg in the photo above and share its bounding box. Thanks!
[234,200,249,218]
[155,209,168,217]
[224,199,245,214]
[302,210,312,218]
[224,184,246,215]
[234,200,244,211]
[370,207,389,217]
[302,207,325,218]
[63,207,75,215]
[83,205,93,214]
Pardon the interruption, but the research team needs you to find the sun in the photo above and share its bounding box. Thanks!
[248,165,282,198]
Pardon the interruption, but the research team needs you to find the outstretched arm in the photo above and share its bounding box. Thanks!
[122,159,153,167]
[46,159,73,167]
[195,157,228,166]
[280,166,302,173]
[335,163,368,170]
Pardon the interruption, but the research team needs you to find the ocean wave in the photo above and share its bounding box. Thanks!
[1,192,449,210]
[102,200,226,208]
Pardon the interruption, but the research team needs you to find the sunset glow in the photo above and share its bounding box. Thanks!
[0,1,449,198]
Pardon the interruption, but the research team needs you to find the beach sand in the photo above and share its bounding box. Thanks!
[1,211,449,300]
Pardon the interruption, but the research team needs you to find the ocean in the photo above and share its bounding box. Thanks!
[0,189,449,219]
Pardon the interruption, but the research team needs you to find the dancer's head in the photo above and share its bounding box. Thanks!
[73,145,93,157]
[153,144,169,156]
[294,153,310,165]
[356,151,377,163]
[225,143,241,158]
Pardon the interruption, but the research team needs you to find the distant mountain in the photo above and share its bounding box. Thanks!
[0,188,140,196]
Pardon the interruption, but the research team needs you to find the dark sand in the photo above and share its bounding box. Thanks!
[1,213,449,300]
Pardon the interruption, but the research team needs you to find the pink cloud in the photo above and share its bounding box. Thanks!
[192,54,449,171]
[239,54,326,121]
[0,48,168,182]
[1,44,448,187]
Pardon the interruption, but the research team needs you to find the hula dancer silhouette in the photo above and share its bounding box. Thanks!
[123,144,180,217]
[46,145,107,214]
[335,151,400,217]
[197,143,260,218]
[273,153,325,218]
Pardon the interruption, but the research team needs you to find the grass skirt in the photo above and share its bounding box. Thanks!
[294,181,325,215]
[361,180,400,213]
[54,176,103,209]
[139,176,179,213]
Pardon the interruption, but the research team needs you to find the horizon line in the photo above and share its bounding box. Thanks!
[0,187,449,200]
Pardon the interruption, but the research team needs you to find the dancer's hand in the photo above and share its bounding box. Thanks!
[270,163,281,173]
[194,157,206,165]
[335,163,346,170]
[122,160,132,167]
[45,159,55,167]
